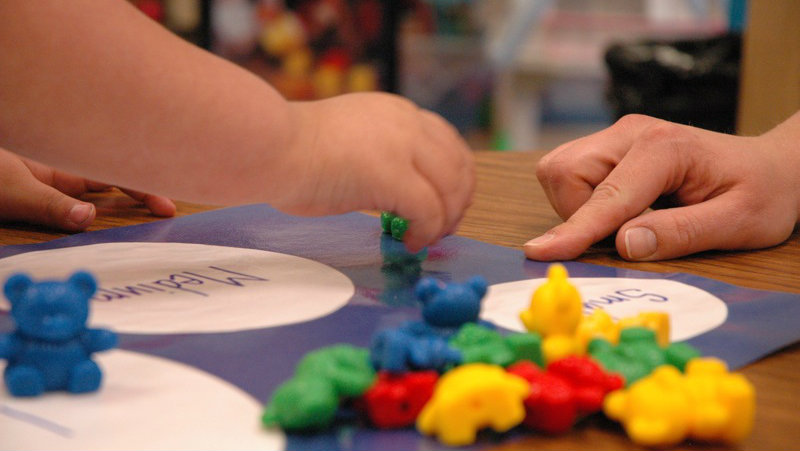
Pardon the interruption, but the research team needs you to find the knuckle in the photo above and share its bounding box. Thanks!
[668,213,704,254]
[534,154,554,181]
[639,121,697,150]
[589,181,624,203]
[536,152,573,185]
[640,121,681,141]
[615,113,655,130]
[571,182,629,226]
[628,122,701,171]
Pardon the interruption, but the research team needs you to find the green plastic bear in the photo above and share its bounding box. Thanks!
[380,211,409,241]
[262,344,376,431]
[589,327,700,386]
[449,323,544,368]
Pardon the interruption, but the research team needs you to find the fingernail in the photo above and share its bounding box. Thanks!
[525,232,555,247]
[68,203,93,226]
[624,227,657,260]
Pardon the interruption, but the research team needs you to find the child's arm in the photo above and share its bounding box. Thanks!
[0,1,474,251]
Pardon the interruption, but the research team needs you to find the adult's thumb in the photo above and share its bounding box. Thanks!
[616,197,771,261]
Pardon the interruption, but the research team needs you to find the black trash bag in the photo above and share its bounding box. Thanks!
[604,33,741,134]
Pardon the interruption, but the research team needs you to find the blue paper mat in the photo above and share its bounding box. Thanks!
[1,205,798,451]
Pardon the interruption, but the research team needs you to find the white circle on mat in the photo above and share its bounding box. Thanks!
[0,349,284,451]
[0,242,354,334]
[481,277,728,342]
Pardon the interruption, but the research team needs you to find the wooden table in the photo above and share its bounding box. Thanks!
[1,151,798,449]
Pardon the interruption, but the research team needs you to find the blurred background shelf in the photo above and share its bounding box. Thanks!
[128,0,797,152]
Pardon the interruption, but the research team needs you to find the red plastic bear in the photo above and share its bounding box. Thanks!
[507,356,624,434]
[360,370,439,428]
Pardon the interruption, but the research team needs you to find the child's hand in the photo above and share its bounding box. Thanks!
[525,114,800,261]
[0,148,175,231]
[276,93,475,251]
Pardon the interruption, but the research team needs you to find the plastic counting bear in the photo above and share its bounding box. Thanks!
[1,271,117,397]
[256,237,756,448]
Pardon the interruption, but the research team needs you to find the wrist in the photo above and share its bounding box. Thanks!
[760,112,800,222]
[261,101,322,212]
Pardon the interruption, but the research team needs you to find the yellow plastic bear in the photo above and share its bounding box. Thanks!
[603,358,755,447]
[575,310,671,352]
[618,311,671,347]
[520,264,583,362]
[417,363,530,446]
[574,309,620,351]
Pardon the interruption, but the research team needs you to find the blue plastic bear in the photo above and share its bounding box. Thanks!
[370,321,462,373]
[370,276,489,372]
[0,271,117,397]
[415,275,488,329]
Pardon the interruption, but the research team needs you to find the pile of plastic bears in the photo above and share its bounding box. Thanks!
[261,257,755,448]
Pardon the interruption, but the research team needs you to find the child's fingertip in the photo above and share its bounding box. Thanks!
[403,230,432,254]
[403,238,424,254]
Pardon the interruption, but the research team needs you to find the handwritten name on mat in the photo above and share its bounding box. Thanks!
[91,266,269,300]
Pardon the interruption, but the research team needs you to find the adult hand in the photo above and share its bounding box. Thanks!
[524,114,800,261]
[0,148,175,231]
